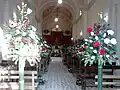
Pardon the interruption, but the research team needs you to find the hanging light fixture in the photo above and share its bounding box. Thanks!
[54,17,58,22]
[58,0,62,4]
[80,31,83,36]
[54,7,59,22]
[56,25,59,28]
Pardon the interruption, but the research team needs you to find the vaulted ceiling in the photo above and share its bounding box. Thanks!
[26,0,88,31]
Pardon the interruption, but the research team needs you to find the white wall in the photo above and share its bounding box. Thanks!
[113,0,120,60]
[87,0,110,27]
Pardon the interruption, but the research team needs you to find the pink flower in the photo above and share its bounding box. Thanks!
[87,27,92,33]
[23,38,29,43]
[31,40,34,44]
[10,42,14,46]
[93,41,100,47]
[99,48,106,55]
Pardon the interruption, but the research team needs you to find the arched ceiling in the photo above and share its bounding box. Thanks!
[35,0,85,21]
[42,6,73,31]
[26,0,87,31]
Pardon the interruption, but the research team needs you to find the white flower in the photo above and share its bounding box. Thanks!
[95,36,99,40]
[9,19,17,28]
[93,50,97,53]
[91,56,95,59]
[103,33,106,37]
[31,26,36,31]
[89,40,93,43]
[0,27,3,37]
[85,39,88,41]
[90,47,93,49]
[5,34,12,40]
[27,8,32,15]
[16,30,20,34]
[106,55,110,58]
[91,32,94,36]
[22,32,27,36]
[13,12,17,20]
[107,30,114,35]
[104,38,110,44]
[17,5,21,10]
[111,38,117,45]
[22,2,24,6]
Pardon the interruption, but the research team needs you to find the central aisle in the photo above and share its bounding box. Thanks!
[38,57,81,90]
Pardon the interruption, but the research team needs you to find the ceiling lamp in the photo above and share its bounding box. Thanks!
[54,17,58,22]
[71,37,73,41]
[80,31,83,36]
[80,10,82,16]
[58,0,62,4]
[56,25,59,28]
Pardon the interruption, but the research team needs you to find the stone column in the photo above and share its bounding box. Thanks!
[3,0,9,24]
[0,0,4,25]
[83,11,88,38]
[72,23,77,40]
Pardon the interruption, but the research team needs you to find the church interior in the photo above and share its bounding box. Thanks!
[0,0,120,90]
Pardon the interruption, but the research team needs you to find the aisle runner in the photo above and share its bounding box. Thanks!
[38,57,81,90]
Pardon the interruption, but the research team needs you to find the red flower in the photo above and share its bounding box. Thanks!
[87,27,92,33]
[10,42,14,46]
[78,48,83,52]
[115,57,119,60]
[95,31,99,35]
[42,47,46,51]
[94,23,97,26]
[93,41,100,47]
[102,28,106,30]
[112,52,116,54]
[84,45,87,49]
[99,48,106,55]
[23,38,29,43]
[97,25,101,29]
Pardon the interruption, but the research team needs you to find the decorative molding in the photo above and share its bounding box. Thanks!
[87,0,96,10]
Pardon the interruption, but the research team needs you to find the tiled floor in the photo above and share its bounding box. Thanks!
[38,57,81,90]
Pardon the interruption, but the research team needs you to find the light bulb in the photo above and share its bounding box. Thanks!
[54,18,58,22]
[71,38,73,40]
[56,25,59,28]
[80,31,83,36]
[58,0,62,4]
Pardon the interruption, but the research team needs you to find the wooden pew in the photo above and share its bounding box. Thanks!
[76,63,116,90]
[95,66,120,88]
[0,70,38,90]
[76,65,97,90]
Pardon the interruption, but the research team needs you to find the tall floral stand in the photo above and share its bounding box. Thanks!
[98,57,103,90]
[19,58,25,90]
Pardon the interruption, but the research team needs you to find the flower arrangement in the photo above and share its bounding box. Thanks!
[1,1,42,90]
[82,16,118,66]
